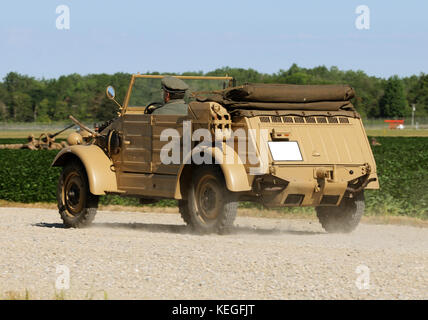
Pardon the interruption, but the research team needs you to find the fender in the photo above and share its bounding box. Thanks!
[51,145,119,195]
[174,143,251,199]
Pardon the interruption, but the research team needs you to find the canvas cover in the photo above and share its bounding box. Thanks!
[223,83,355,103]
[195,83,356,111]
[223,101,353,111]
[229,109,360,118]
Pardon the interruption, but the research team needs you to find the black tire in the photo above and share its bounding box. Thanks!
[316,192,365,233]
[56,162,99,228]
[186,166,237,234]
[178,200,192,225]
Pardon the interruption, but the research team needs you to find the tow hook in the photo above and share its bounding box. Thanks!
[346,163,376,193]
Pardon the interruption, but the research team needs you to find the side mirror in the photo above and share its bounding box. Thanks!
[105,85,123,112]
[106,86,116,100]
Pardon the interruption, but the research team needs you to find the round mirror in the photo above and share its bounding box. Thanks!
[106,86,116,100]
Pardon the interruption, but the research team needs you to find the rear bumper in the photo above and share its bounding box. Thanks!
[251,164,378,207]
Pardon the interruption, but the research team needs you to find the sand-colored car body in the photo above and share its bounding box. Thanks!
[53,74,379,212]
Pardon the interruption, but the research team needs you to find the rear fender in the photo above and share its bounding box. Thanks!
[52,145,119,195]
[174,143,251,199]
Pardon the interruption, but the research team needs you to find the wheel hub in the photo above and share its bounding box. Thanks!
[67,183,81,206]
[201,186,216,212]
[63,172,86,216]
[196,177,221,221]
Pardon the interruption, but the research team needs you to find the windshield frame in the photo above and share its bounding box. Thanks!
[122,74,234,114]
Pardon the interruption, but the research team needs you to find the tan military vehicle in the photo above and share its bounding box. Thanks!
[52,74,379,234]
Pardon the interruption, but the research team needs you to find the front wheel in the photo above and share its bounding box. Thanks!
[57,162,99,228]
[316,192,365,233]
[184,166,238,234]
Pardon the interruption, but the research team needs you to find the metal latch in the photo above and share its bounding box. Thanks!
[314,167,334,181]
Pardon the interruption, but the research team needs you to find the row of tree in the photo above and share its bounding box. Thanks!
[0,65,427,123]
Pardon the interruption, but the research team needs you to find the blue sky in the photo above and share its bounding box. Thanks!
[1,0,427,79]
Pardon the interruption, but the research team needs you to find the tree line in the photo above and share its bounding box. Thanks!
[0,64,427,123]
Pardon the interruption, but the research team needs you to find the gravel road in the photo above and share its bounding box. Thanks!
[0,207,427,300]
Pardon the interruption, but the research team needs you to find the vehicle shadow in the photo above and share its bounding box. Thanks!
[33,222,65,229]
[33,222,323,236]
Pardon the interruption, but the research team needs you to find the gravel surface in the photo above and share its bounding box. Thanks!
[0,207,427,300]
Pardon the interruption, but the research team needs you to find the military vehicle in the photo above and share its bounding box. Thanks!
[52,74,379,234]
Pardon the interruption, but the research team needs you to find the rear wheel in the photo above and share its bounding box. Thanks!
[316,192,365,233]
[185,166,237,234]
[178,200,191,225]
[57,162,99,228]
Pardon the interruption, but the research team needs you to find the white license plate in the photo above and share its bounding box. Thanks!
[268,141,303,161]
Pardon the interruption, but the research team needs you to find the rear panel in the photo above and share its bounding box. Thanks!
[237,112,379,207]
[255,114,375,166]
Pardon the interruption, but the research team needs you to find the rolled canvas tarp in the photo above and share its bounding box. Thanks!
[226,101,353,111]
[223,83,355,103]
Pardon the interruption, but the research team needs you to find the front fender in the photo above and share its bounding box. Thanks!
[52,145,119,195]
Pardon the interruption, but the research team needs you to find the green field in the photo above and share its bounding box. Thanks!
[0,137,427,219]
[365,129,428,137]
[0,131,71,139]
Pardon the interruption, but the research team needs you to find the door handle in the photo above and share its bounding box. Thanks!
[123,140,131,145]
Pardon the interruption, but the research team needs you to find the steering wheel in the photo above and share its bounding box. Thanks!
[144,102,163,114]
